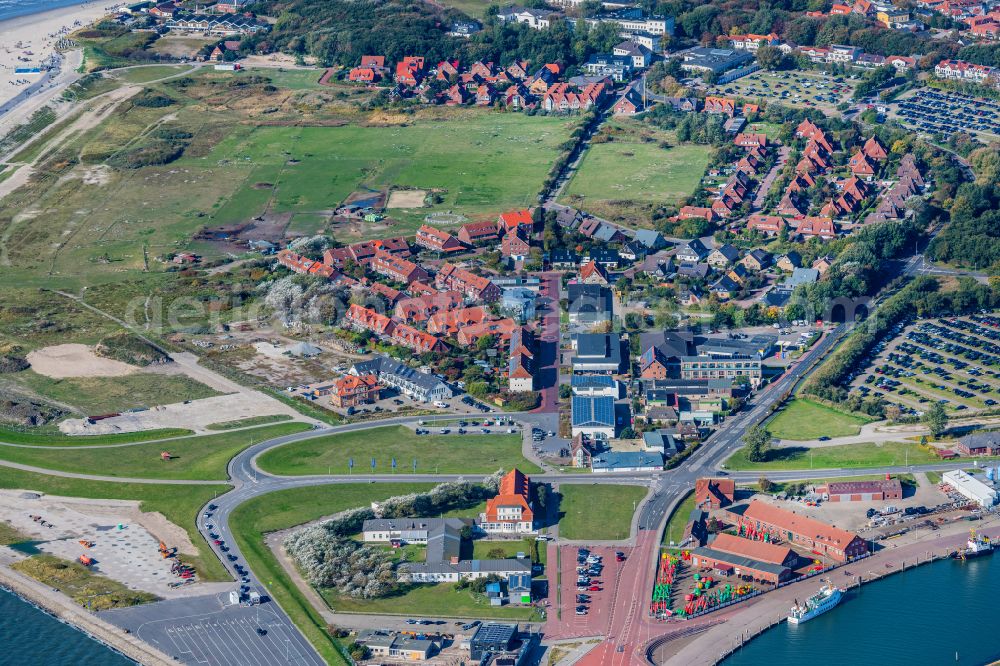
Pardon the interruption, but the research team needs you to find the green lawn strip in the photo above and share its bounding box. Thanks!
[471,537,545,566]
[0,519,29,545]
[766,398,874,441]
[10,370,221,414]
[112,65,189,84]
[558,485,646,541]
[229,483,438,666]
[0,426,192,446]
[0,422,310,480]
[0,466,229,580]
[319,583,541,621]
[12,554,158,610]
[256,425,540,476]
[725,441,955,471]
[661,490,696,547]
[205,415,292,430]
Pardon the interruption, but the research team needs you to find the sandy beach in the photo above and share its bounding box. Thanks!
[0,1,113,109]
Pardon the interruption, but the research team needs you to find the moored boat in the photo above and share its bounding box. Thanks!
[952,529,993,561]
[787,581,843,625]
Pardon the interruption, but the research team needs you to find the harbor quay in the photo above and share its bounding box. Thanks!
[648,513,1000,665]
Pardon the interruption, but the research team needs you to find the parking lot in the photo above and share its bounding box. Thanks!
[708,70,856,114]
[100,592,325,666]
[849,314,1000,415]
[892,88,1000,140]
[546,545,632,639]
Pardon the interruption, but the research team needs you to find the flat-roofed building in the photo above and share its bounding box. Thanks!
[943,470,998,508]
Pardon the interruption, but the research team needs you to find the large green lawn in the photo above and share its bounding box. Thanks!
[558,485,646,541]
[9,370,221,415]
[562,120,710,227]
[0,422,310,480]
[766,398,874,441]
[320,582,541,621]
[202,113,578,233]
[256,425,540,476]
[725,441,946,471]
[0,465,229,580]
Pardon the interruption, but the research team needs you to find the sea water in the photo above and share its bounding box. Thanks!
[0,0,94,23]
[0,587,132,665]
[723,554,1000,666]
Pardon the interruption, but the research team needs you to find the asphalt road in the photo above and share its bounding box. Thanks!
[89,204,971,664]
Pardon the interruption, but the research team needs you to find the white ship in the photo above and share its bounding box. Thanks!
[787,581,843,625]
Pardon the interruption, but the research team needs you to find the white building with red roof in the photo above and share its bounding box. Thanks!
[480,469,536,534]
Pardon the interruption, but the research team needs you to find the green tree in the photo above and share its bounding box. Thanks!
[755,45,784,71]
[477,334,498,351]
[925,402,948,437]
[743,425,771,463]
[758,476,774,493]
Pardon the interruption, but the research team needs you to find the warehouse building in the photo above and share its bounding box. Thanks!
[689,532,798,584]
[819,478,902,502]
[943,469,998,508]
[726,500,868,562]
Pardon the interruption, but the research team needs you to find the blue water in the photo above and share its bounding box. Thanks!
[0,0,94,23]
[0,587,133,665]
[723,555,1000,666]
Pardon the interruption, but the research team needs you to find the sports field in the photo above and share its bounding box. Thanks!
[256,425,540,475]
[562,120,710,228]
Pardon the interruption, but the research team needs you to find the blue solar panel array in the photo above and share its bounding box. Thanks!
[571,374,615,388]
[571,395,614,426]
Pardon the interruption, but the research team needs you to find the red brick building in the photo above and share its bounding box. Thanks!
[370,249,428,284]
[727,500,868,562]
[457,221,500,246]
[819,478,903,502]
[415,224,465,253]
[331,374,381,408]
[435,263,501,302]
[695,478,736,509]
[345,303,396,336]
[690,533,799,584]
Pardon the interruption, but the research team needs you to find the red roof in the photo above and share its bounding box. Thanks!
[695,477,735,507]
[710,533,796,565]
[739,499,861,552]
[498,209,533,232]
[484,469,534,524]
[335,374,379,397]
[345,303,396,335]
